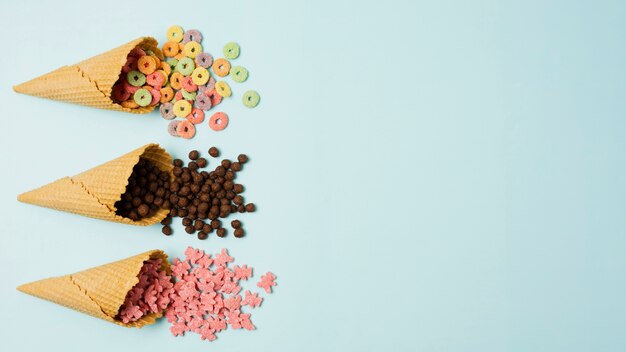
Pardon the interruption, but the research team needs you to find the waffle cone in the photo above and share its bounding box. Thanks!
[13,37,162,113]
[17,143,172,226]
[17,250,170,327]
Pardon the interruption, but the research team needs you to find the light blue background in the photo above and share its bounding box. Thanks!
[1,0,625,350]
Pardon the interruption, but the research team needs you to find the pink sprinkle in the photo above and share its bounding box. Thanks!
[172,258,191,278]
[170,321,188,337]
[213,248,234,267]
[185,246,205,264]
[240,313,256,331]
[197,255,213,268]
[221,279,242,295]
[223,295,242,311]
[257,272,277,294]
[242,290,263,308]
[233,265,252,281]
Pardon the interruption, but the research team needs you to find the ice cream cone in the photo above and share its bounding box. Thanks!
[17,250,170,327]
[17,143,172,226]
[13,37,162,113]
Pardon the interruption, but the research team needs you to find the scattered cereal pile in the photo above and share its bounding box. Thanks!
[158,25,261,138]
[165,247,276,341]
[161,146,255,239]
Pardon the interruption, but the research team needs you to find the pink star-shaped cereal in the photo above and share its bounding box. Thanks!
[227,311,242,329]
[199,324,217,341]
[171,258,191,278]
[170,321,188,337]
[257,272,277,293]
[239,313,255,331]
[119,304,143,324]
[197,254,213,268]
[221,279,242,295]
[223,294,242,312]
[214,248,234,267]
[156,294,171,310]
[179,281,199,301]
[188,316,204,333]
[194,267,212,282]
[242,290,263,308]
[185,246,205,264]
[212,317,227,332]
[233,265,252,281]
[164,307,177,323]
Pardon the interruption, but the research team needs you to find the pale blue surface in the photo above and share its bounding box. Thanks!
[1,0,625,351]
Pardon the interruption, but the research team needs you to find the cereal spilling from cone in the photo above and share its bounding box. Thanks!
[18,143,255,239]
[17,248,277,343]
[113,25,260,138]
[117,257,174,323]
[13,27,260,138]
[111,47,168,109]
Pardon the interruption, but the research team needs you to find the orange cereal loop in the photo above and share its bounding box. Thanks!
[170,72,184,90]
[121,99,139,109]
[162,41,180,58]
[160,86,174,103]
[174,53,184,60]
[178,42,185,51]
[161,61,172,75]
[138,56,157,75]
[212,58,231,77]
[176,120,196,139]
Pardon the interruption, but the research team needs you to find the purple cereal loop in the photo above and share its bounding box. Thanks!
[160,103,175,120]
[197,77,216,96]
[197,85,210,96]
[194,93,212,110]
[182,29,203,44]
[195,52,213,68]
[122,56,137,73]
[112,84,130,102]
[167,120,181,136]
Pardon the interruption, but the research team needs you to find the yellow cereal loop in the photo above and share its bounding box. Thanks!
[173,100,192,118]
[183,41,202,59]
[191,67,209,85]
[215,81,232,97]
[167,25,184,43]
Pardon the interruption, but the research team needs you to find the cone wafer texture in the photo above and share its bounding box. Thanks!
[17,250,170,327]
[13,37,161,113]
[18,143,172,225]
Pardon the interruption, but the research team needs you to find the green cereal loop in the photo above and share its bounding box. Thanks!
[176,57,195,76]
[181,89,197,101]
[242,90,260,108]
[167,58,178,72]
[223,42,240,59]
[230,66,249,83]
[133,89,152,107]
[127,70,146,87]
